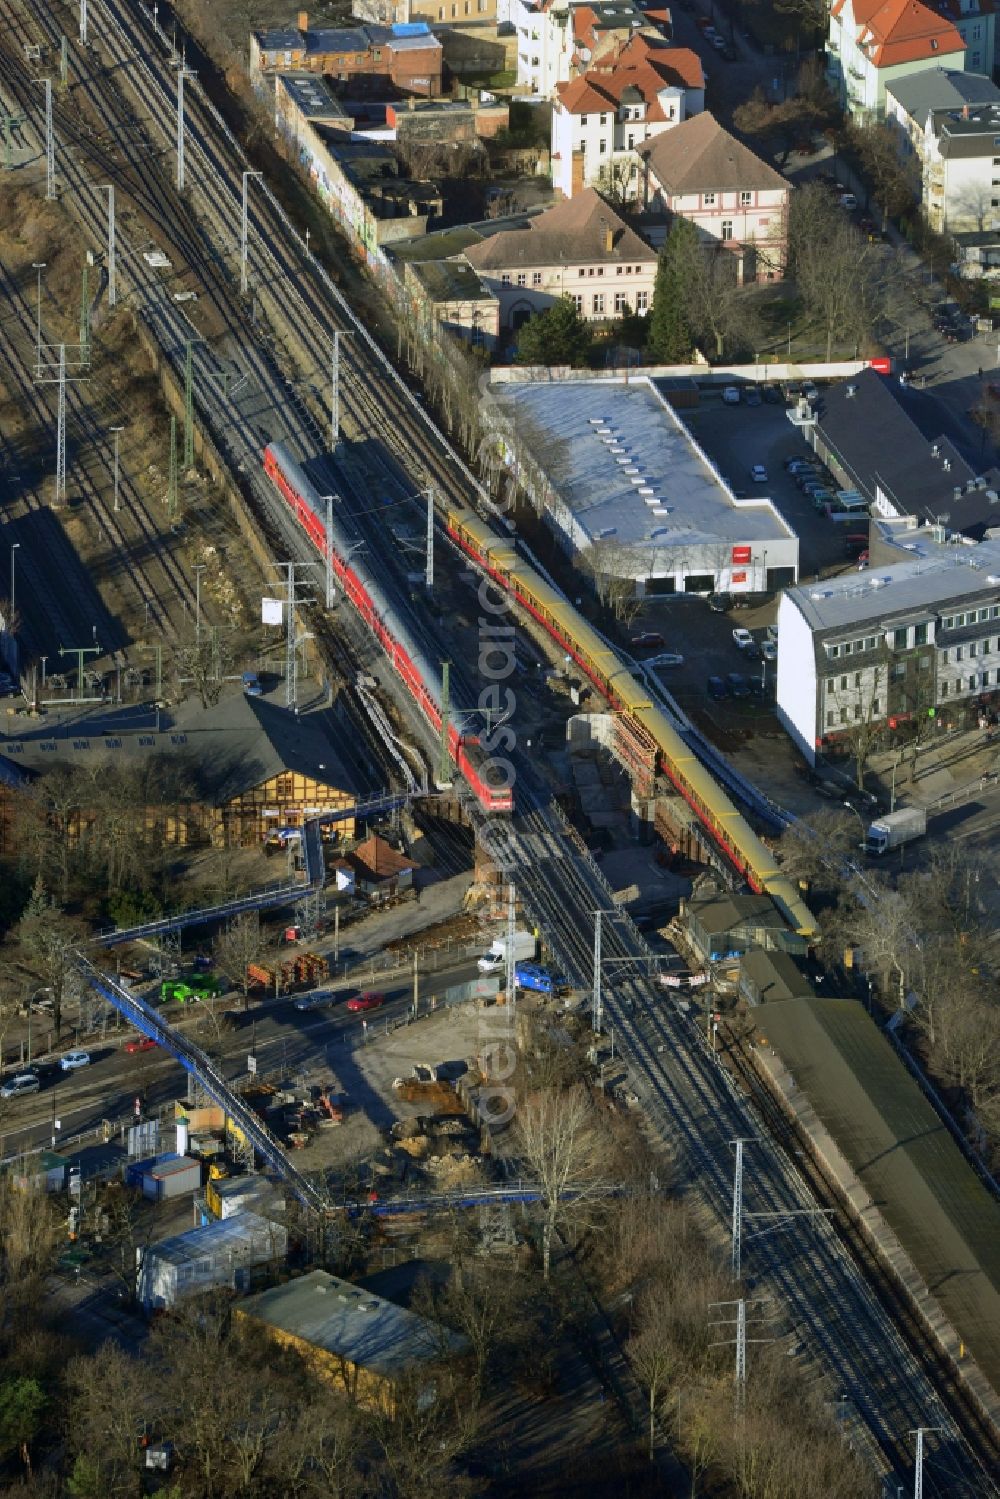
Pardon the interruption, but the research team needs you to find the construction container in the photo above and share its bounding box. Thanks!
[206,1173,281,1220]
[136,1211,287,1312]
[128,1153,202,1202]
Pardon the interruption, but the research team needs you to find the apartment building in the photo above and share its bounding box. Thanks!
[551,34,704,199]
[460,187,657,328]
[637,111,790,280]
[500,0,659,97]
[826,0,966,120]
[886,70,1000,244]
[777,535,1000,763]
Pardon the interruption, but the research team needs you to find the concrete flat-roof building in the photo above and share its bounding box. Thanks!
[236,1268,468,1411]
[491,376,798,596]
[776,533,1000,763]
[753,997,1000,1422]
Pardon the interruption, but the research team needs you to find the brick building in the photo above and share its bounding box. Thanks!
[251,11,444,97]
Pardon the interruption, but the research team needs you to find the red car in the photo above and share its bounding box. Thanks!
[346,991,385,1013]
[124,1036,159,1054]
[630,631,665,649]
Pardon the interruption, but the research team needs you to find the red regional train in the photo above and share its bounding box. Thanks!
[264,442,513,813]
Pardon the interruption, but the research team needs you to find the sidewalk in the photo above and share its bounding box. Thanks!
[868,726,999,809]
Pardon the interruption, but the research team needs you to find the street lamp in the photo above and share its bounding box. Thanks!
[843,801,866,845]
[9,541,20,620]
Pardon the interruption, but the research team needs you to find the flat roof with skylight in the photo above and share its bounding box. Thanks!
[493,378,797,579]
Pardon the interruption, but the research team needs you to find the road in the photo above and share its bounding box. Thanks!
[0,955,484,1159]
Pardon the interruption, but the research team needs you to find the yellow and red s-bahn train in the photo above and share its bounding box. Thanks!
[445,504,816,937]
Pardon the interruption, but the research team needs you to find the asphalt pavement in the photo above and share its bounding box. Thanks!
[0,954,484,1162]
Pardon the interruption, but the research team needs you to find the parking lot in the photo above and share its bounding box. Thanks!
[680,387,856,578]
[615,383,866,747]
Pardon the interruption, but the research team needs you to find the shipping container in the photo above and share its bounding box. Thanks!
[131,1153,202,1201]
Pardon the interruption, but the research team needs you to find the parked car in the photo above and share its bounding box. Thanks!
[761,640,777,662]
[630,631,666,648]
[745,386,761,406]
[711,32,727,49]
[646,651,684,668]
[743,640,761,661]
[726,672,751,698]
[749,464,768,483]
[722,385,741,404]
[707,675,728,700]
[0,1072,41,1099]
[802,383,820,402]
[346,991,385,1013]
[124,1036,158,1054]
[838,192,858,211]
[293,990,341,1012]
[59,1050,91,1073]
[762,384,781,405]
[241,671,263,697]
[732,627,754,649]
[785,456,818,473]
[708,592,731,613]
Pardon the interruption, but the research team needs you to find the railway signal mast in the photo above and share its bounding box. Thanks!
[425,484,435,590]
[910,1426,943,1499]
[330,332,340,451]
[98,184,116,307]
[240,170,262,296]
[1,104,27,170]
[36,78,55,199]
[79,0,88,45]
[175,58,196,193]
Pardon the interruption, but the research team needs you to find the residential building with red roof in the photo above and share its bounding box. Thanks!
[551,34,705,198]
[826,0,967,119]
[499,0,668,97]
[637,112,790,282]
[460,186,657,329]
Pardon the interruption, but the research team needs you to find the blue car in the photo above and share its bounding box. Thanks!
[242,671,263,697]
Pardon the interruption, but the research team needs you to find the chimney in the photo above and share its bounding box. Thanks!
[962,104,969,119]
[298,10,309,31]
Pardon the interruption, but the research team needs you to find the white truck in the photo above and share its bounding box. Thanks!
[864,806,926,855]
[477,930,538,972]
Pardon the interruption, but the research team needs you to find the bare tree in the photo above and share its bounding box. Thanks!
[822,663,887,790]
[775,807,857,889]
[9,876,84,1036]
[366,1361,481,1499]
[512,1085,610,1279]
[214,911,266,1009]
[0,1173,60,1293]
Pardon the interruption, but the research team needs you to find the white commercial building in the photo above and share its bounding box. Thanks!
[776,533,1000,765]
[491,376,799,596]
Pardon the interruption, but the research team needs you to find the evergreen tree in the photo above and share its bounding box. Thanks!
[515,297,593,368]
[647,218,699,363]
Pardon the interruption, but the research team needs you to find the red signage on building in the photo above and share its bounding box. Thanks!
[731,545,751,564]
[869,357,892,375]
[732,571,748,584]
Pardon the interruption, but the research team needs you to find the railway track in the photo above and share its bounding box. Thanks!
[0,262,187,644]
[475,778,1000,1496]
[5,5,998,1486]
[0,0,426,787]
